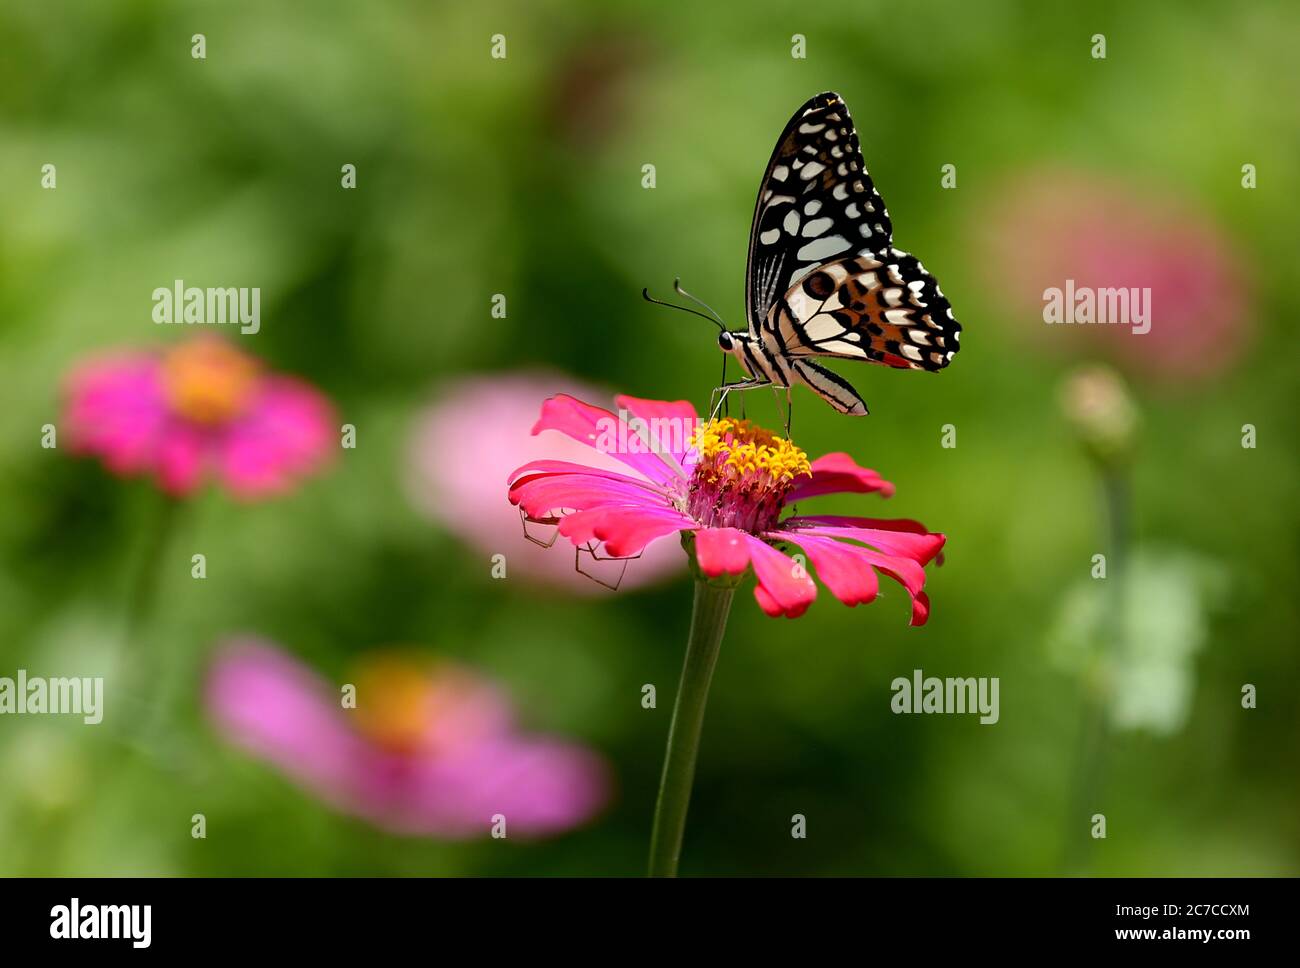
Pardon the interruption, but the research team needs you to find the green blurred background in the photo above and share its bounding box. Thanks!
[1,0,1296,875]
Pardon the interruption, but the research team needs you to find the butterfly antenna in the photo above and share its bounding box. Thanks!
[673,278,727,330]
[642,287,724,332]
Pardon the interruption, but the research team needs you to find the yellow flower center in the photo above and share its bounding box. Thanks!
[349,654,439,755]
[686,418,811,532]
[347,653,503,755]
[689,417,812,485]
[161,338,259,425]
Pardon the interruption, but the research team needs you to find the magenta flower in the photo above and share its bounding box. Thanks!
[508,394,945,623]
[64,336,335,498]
[406,372,682,592]
[206,639,610,839]
[983,170,1254,384]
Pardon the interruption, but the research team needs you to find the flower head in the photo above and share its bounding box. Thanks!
[507,394,945,623]
[982,169,1253,384]
[63,336,336,499]
[206,639,610,839]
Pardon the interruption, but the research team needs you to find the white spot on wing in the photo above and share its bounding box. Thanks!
[796,236,851,261]
[801,217,834,237]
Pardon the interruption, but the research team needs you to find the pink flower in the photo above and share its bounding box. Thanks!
[406,373,682,592]
[507,395,945,623]
[206,639,610,839]
[63,336,335,498]
[983,170,1253,383]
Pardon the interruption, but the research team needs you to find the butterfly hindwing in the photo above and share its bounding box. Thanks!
[766,249,961,372]
[744,92,893,335]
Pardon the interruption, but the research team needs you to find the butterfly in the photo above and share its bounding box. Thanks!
[651,91,961,417]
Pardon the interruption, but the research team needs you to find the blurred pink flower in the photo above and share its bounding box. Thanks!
[206,639,610,839]
[406,372,683,592]
[63,336,335,498]
[984,170,1253,383]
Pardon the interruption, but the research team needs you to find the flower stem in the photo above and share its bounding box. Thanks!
[122,495,183,744]
[648,576,735,877]
[1064,467,1128,873]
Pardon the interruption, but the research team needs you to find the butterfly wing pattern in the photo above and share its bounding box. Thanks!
[736,91,960,414]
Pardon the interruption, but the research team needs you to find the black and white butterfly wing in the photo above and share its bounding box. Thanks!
[767,249,961,371]
[744,91,893,337]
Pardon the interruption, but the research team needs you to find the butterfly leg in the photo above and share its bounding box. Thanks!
[790,359,868,416]
[708,379,769,425]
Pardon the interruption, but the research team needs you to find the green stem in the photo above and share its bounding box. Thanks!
[648,577,735,877]
[121,495,183,743]
[1064,467,1128,874]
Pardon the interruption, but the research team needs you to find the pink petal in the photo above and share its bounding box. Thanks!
[155,422,207,495]
[779,533,932,626]
[531,394,684,487]
[370,737,610,839]
[557,505,693,558]
[510,472,672,520]
[783,532,879,607]
[217,376,335,499]
[783,518,946,565]
[787,452,895,501]
[693,527,751,576]
[206,639,371,816]
[507,459,668,492]
[910,591,932,626]
[742,534,817,618]
[613,395,700,472]
[63,353,170,478]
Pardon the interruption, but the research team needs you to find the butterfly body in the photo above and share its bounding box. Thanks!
[722,91,961,415]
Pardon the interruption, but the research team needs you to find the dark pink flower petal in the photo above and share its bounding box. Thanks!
[910,591,932,627]
[787,452,895,502]
[217,377,336,499]
[783,532,879,607]
[510,472,671,520]
[613,395,700,471]
[64,353,171,478]
[742,534,816,618]
[531,394,684,487]
[778,530,932,625]
[783,517,946,565]
[155,423,207,495]
[507,458,667,492]
[693,527,751,576]
[557,505,694,558]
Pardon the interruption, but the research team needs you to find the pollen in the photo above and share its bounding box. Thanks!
[690,417,812,483]
[349,654,438,755]
[161,337,260,425]
[686,418,811,532]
